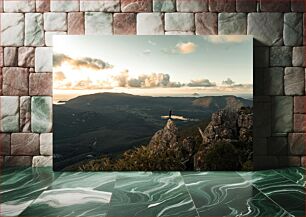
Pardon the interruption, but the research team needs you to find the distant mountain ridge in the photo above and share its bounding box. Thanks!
[54,92,252,170]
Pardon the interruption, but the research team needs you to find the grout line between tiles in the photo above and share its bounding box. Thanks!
[235,171,295,217]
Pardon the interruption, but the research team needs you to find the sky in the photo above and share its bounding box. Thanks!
[53,35,253,101]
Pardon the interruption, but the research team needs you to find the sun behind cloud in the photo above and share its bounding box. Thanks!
[176,42,197,54]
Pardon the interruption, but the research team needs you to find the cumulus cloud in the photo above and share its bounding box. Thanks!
[187,79,216,87]
[54,71,66,81]
[222,78,235,86]
[176,42,197,54]
[205,35,250,44]
[128,73,182,88]
[53,53,113,71]
[113,70,129,87]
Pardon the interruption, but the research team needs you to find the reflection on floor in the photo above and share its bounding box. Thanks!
[0,167,305,216]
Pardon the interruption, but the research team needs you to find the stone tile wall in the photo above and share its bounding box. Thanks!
[0,0,305,169]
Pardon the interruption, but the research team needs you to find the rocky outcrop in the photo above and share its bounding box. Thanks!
[195,107,253,170]
[198,108,252,145]
[149,119,178,149]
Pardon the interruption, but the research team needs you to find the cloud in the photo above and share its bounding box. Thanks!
[113,70,129,87]
[162,42,197,55]
[187,79,216,87]
[176,42,197,54]
[205,35,249,44]
[143,49,151,55]
[53,53,113,71]
[54,71,66,81]
[148,40,157,46]
[222,78,235,86]
[128,73,182,88]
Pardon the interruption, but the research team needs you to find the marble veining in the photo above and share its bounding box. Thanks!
[0,167,305,216]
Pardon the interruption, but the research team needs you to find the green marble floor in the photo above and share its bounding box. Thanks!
[0,167,305,216]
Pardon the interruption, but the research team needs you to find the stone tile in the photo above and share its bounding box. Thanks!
[284,13,303,46]
[3,0,35,12]
[260,0,290,12]
[4,156,32,167]
[80,0,120,12]
[4,47,18,66]
[247,13,283,46]
[0,47,3,67]
[284,67,305,95]
[302,156,306,167]
[291,0,305,12]
[0,96,19,132]
[254,67,265,96]
[253,156,279,170]
[29,73,52,96]
[44,12,67,31]
[165,13,195,31]
[137,13,164,35]
[218,13,247,35]
[20,96,31,133]
[254,47,269,67]
[195,13,217,35]
[288,133,305,155]
[267,136,288,156]
[264,67,284,95]
[278,156,301,167]
[113,13,136,35]
[294,96,305,113]
[0,69,2,95]
[85,12,113,35]
[51,0,79,12]
[294,114,306,132]
[0,133,11,155]
[36,0,50,12]
[25,13,44,46]
[121,0,152,12]
[165,31,195,35]
[2,67,29,96]
[292,46,305,67]
[270,46,292,67]
[176,0,207,12]
[68,12,84,35]
[208,0,235,12]
[18,47,35,67]
[0,13,24,46]
[11,133,39,155]
[236,0,256,12]
[253,100,271,137]
[35,47,53,72]
[304,13,306,46]
[153,0,175,12]
[31,96,52,133]
[272,96,293,133]
[45,32,67,46]
[32,156,53,167]
[40,133,53,156]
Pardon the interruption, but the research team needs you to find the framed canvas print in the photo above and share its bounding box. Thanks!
[53,35,253,171]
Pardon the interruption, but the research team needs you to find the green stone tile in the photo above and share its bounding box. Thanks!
[184,171,290,216]
[31,96,52,133]
[239,169,305,216]
[111,172,186,204]
[275,167,305,187]
[0,167,58,216]
[48,171,117,191]
[107,199,198,217]
[20,188,111,216]
[19,172,116,216]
